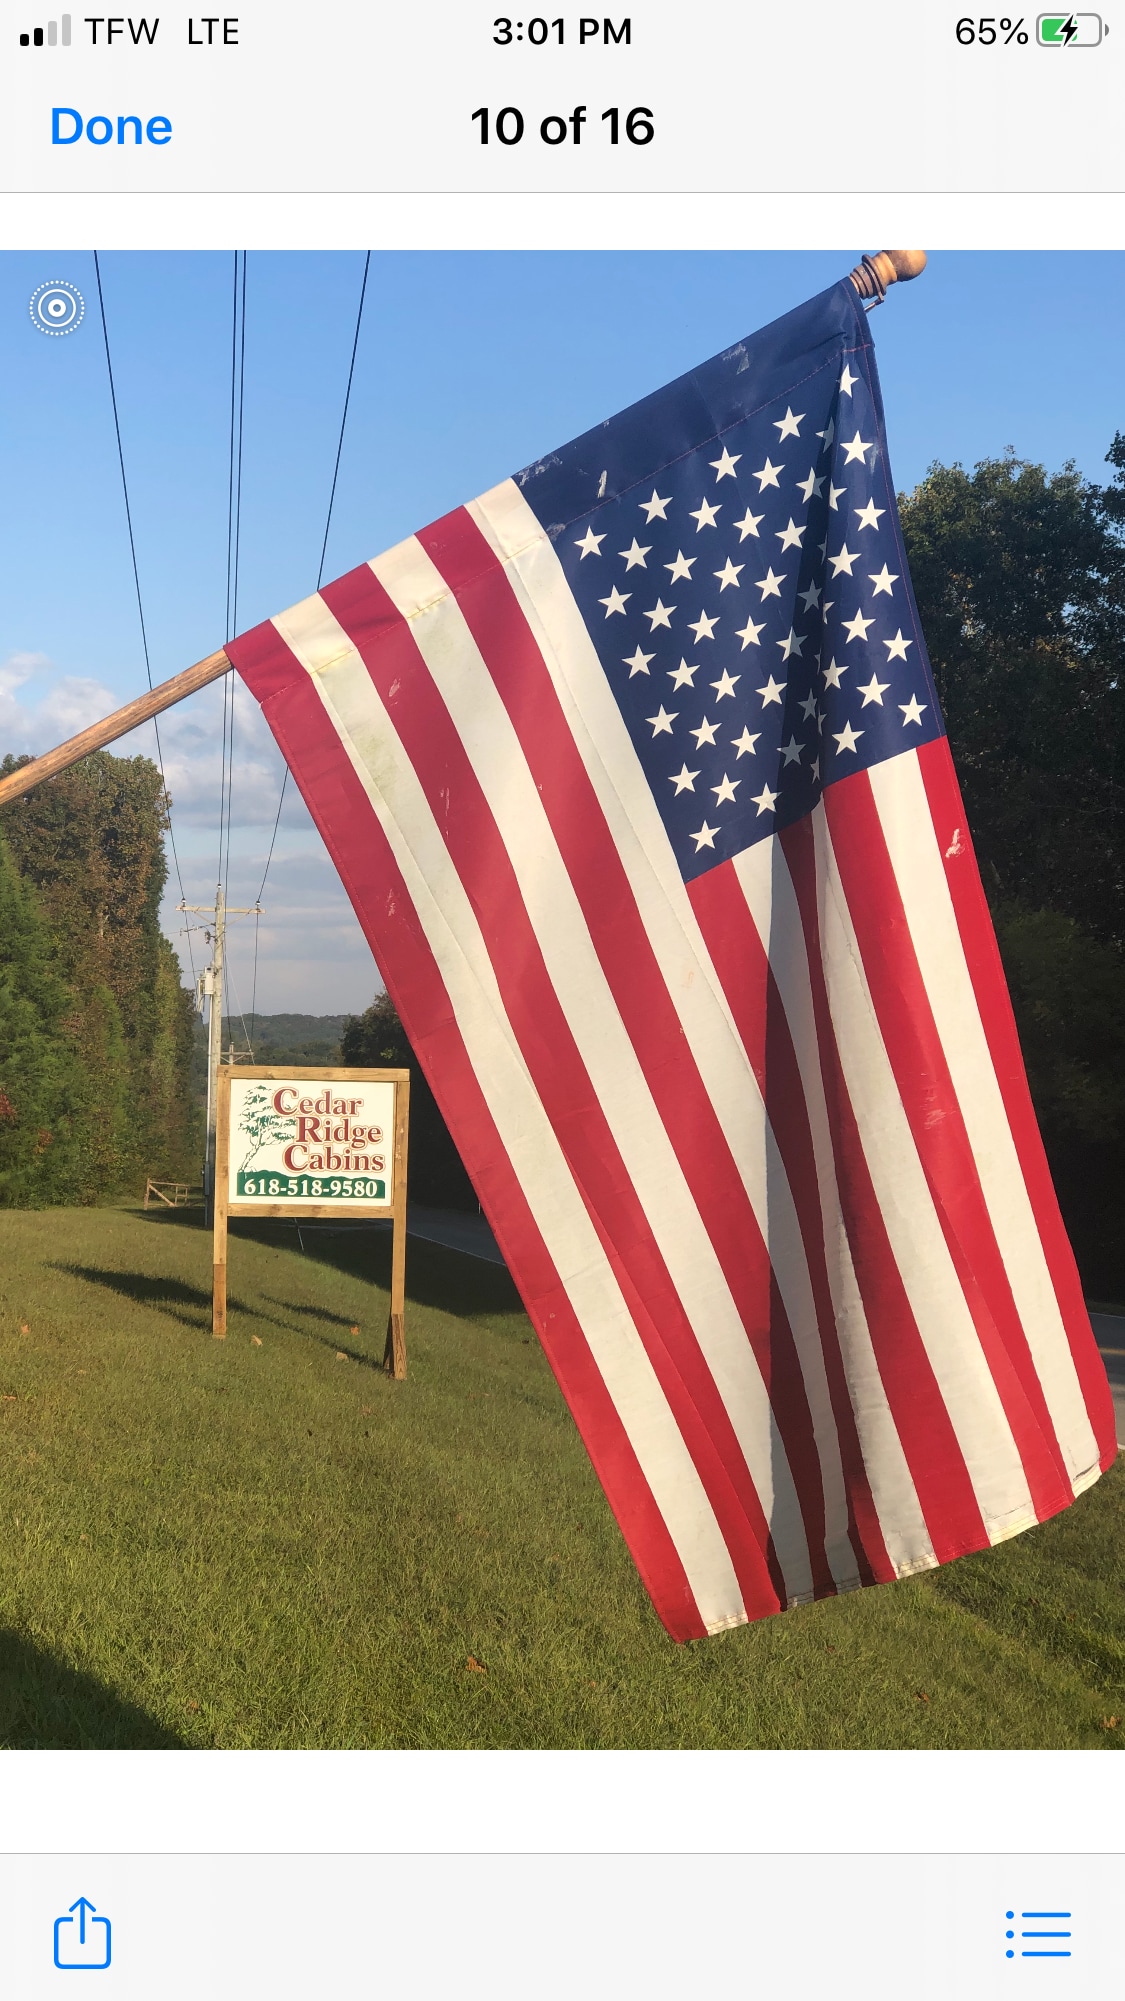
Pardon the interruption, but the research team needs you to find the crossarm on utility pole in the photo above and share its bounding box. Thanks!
[0,646,233,809]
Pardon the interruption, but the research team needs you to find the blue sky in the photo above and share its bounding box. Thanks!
[2,249,1122,1015]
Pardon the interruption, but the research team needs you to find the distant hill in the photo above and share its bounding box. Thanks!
[191,1013,354,1093]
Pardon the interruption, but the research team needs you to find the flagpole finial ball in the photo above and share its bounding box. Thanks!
[849,250,928,299]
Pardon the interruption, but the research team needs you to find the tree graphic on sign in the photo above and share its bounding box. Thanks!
[236,1084,295,1173]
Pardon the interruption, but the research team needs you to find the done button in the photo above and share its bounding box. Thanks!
[52,107,172,144]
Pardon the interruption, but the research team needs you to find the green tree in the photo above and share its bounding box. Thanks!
[0,750,199,1193]
[0,833,86,1205]
[341,990,478,1211]
[898,450,1124,941]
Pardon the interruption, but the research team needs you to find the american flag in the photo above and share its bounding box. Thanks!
[229,278,1115,1640]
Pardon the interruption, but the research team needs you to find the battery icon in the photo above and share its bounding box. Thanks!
[1037,12,1105,41]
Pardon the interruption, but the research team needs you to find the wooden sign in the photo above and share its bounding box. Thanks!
[213,1065,410,1377]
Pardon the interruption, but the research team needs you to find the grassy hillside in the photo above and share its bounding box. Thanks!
[0,1205,1121,1749]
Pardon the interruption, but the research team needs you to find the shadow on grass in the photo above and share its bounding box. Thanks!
[244,1219,525,1320]
[133,1206,526,1320]
[0,1630,184,1749]
[51,1265,265,1333]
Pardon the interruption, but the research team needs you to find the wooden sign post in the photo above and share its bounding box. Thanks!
[213,1065,411,1378]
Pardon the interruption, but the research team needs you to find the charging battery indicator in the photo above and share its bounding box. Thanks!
[1037,12,1105,42]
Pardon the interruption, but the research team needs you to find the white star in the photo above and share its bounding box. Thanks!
[755,567,786,600]
[689,609,720,642]
[733,507,765,541]
[868,565,898,597]
[668,658,699,690]
[778,628,806,661]
[669,763,700,793]
[644,598,675,630]
[640,489,671,521]
[775,517,806,552]
[618,538,651,570]
[689,497,721,530]
[810,756,821,782]
[751,784,779,815]
[623,646,653,677]
[731,727,760,757]
[884,629,913,661]
[779,735,804,766]
[710,446,741,481]
[710,669,740,701]
[817,418,835,450]
[829,544,858,577]
[575,526,605,558]
[796,467,825,502]
[855,498,885,531]
[900,695,928,726]
[735,615,765,649]
[690,716,719,748]
[599,587,630,617]
[833,721,864,754]
[754,457,784,491]
[822,656,847,689]
[774,406,805,440]
[798,691,818,720]
[712,772,740,805]
[713,558,744,591]
[691,821,719,852]
[843,609,875,643]
[839,364,859,396]
[828,483,847,512]
[664,549,696,583]
[645,706,677,736]
[756,676,786,707]
[798,580,822,612]
[857,673,890,707]
[842,429,873,466]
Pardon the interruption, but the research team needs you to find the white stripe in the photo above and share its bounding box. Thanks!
[868,752,1102,1490]
[811,799,1037,1539]
[370,534,814,1603]
[469,479,860,1591]
[733,836,938,1577]
[271,588,746,1633]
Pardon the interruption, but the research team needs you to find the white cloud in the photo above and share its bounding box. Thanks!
[0,652,118,755]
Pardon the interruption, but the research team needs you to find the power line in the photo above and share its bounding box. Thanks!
[93,250,196,983]
[249,249,372,1035]
[218,251,248,898]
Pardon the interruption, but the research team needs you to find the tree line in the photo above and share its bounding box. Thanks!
[0,750,198,1205]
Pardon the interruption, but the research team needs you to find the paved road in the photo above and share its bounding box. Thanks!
[1090,1311,1125,1449]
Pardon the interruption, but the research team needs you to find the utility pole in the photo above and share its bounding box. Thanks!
[181,884,261,1226]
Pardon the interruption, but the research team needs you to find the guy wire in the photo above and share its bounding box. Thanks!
[93,250,196,984]
[249,249,372,1039]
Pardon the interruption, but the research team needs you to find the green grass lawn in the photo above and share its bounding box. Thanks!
[0,1204,1121,1749]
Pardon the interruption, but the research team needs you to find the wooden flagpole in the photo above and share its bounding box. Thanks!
[0,646,232,809]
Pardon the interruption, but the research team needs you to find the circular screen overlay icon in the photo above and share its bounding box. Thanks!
[30,280,86,336]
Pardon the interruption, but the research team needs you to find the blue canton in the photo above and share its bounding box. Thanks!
[516,280,943,884]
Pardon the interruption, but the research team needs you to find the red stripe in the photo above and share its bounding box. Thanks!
[689,858,893,1586]
[779,809,990,1561]
[915,738,1117,1473]
[419,508,842,1600]
[227,610,708,1639]
[319,562,783,1621]
[823,765,1074,1518]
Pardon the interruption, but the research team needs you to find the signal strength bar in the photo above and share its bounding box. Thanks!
[20,13,71,43]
